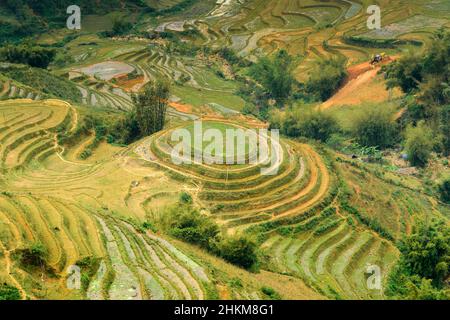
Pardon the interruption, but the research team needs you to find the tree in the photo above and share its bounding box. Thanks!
[110,18,133,37]
[294,111,339,142]
[133,80,170,137]
[0,45,56,69]
[249,50,295,104]
[384,53,423,93]
[399,220,450,287]
[218,236,258,270]
[351,108,398,148]
[306,56,347,101]
[405,122,434,167]
[386,219,450,300]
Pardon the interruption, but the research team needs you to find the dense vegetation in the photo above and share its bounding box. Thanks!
[249,50,296,104]
[0,284,21,300]
[385,30,450,163]
[387,220,450,300]
[111,80,169,144]
[306,57,347,101]
[0,64,82,102]
[0,44,56,68]
[155,199,259,270]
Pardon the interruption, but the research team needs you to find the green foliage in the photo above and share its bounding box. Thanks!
[0,0,146,41]
[75,256,102,292]
[405,122,435,167]
[0,44,56,69]
[384,53,423,93]
[270,109,339,142]
[400,220,450,286]
[160,204,259,270]
[217,236,259,270]
[385,30,450,105]
[0,284,21,300]
[134,80,170,137]
[0,64,82,102]
[306,57,347,101]
[165,205,220,250]
[261,286,281,300]
[387,220,450,299]
[142,221,158,233]
[351,108,398,149]
[179,192,193,204]
[103,18,133,37]
[438,179,450,204]
[249,50,295,103]
[18,242,48,267]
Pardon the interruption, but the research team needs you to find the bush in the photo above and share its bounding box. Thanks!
[166,206,220,250]
[0,284,21,300]
[158,204,260,270]
[306,57,347,101]
[261,286,281,300]
[217,236,258,270]
[405,122,434,167]
[293,111,339,142]
[351,108,398,148]
[179,192,193,204]
[19,242,47,267]
[0,44,56,69]
[249,50,295,104]
[387,219,450,299]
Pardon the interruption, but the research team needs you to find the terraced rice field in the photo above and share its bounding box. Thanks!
[1,0,449,301]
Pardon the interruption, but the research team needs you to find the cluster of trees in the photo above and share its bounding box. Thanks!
[384,30,450,165]
[387,219,449,300]
[0,284,21,300]
[0,44,56,69]
[156,195,259,270]
[245,50,347,118]
[111,80,169,144]
[306,57,347,101]
[269,108,339,142]
[249,50,296,105]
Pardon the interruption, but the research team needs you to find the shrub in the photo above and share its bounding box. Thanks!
[0,44,56,69]
[306,57,347,101]
[179,192,193,204]
[0,284,21,300]
[249,50,295,104]
[19,242,47,267]
[166,206,220,250]
[217,236,258,270]
[261,286,281,300]
[399,220,449,286]
[351,108,398,148]
[405,122,434,167]
[294,111,339,142]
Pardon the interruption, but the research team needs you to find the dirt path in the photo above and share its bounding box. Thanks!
[320,57,398,110]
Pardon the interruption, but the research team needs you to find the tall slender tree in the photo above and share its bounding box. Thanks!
[133,80,170,136]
